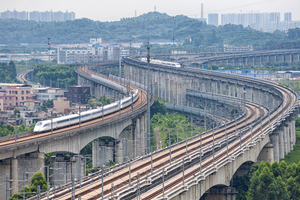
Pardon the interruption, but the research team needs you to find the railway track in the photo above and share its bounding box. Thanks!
[0,67,148,151]
[137,72,296,200]
[64,61,296,200]
[15,62,297,200]
[49,67,269,199]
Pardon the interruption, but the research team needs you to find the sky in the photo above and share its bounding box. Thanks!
[1,0,300,22]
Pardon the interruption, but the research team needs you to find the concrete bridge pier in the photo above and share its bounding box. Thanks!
[220,81,226,95]
[92,140,114,168]
[211,81,217,94]
[50,154,86,188]
[278,125,285,160]
[253,89,260,104]
[271,131,280,162]
[11,157,18,196]
[228,83,235,97]
[0,152,46,196]
[283,122,289,155]
[245,87,252,101]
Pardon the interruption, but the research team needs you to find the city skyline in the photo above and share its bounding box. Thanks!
[0,0,299,22]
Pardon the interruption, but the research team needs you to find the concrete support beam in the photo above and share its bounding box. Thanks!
[272,131,280,162]
[220,82,226,95]
[11,157,18,195]
[135,118,141,157]
[50,154,86,188]
[284,122,290,155]
[246,87,252,101]
[278,125,285,159]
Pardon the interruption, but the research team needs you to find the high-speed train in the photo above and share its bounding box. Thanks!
[34,89,139,133]
[140,58,181,68]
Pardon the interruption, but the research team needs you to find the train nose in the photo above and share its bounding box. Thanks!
[34,126,40,132]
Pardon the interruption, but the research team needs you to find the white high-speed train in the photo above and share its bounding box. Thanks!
[34,89,139,133]
[141,58,181,68]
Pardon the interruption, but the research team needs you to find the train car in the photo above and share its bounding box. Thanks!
[140,58,181,68]
[34,89,139,133]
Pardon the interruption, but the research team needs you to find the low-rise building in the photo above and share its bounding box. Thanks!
[53,97,70,114]
[6,85,36,106]
[25,100,41,111]
[64,86,90,104]
[33,87,64,101]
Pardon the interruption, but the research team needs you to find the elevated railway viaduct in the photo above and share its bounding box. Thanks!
[1,50,299,199]
[162,49,300,67]
[0,66,150,198]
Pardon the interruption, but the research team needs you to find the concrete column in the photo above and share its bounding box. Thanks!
[93,140,105,168]
[205,80,210,93]
[220,82,226,95]
[283,123,289,155]
[229,84,235,97]
[140,114,145,156]
[237,85,243,99]
[16,152,45,190]
[0,159,10,197]
[115,140,123,164]
[201,80,206,93]
[253,89,260,104]
[246,87,252,101]
[135,117,141,157]
[292,116,296,146]
[211,81,217,94]
[11,157,18,195]
[278,125,285,159]
[273,132,280,162]
[165,78,170,102]
[288,119,294,151]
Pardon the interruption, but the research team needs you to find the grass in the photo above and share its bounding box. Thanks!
[282,130,300,165]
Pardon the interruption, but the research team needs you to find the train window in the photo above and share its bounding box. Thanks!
[43,124,50,127]
[36,122,42,126]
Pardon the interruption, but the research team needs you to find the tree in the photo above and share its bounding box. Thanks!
[8,60,17,81]
[287,176,300,200]
[150,100,167,118]
[9,171,47,199]
[269,176,289,200]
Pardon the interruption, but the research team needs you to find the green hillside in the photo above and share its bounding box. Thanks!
[0,12,299,51]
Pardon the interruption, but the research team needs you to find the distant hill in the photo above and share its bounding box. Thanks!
[0,12,299,50]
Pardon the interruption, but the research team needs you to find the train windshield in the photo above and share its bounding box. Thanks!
[36,122,43,126]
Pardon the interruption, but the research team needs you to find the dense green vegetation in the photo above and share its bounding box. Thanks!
[10,171,48,200]
[0,12,299,52]
[233,117,300,199]
[0,61,17,83]
[0,123,35,137]
[32,64,77,87]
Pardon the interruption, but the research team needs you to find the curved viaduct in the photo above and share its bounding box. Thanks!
[40,57,299,200]
[168,49,300,67]
[2,53,299,199]
[120,57,299,200]
[0,66,149,198]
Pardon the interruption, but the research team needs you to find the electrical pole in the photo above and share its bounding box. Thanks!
[147,39,151,154]
[48,37,51,68]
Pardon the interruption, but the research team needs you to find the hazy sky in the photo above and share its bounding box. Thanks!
[1,0,299,22]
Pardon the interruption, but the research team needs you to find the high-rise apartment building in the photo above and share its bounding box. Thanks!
[219,12,300,32]
[208,13,218,27]
[284,13,292,21]
[1,10,75,22]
